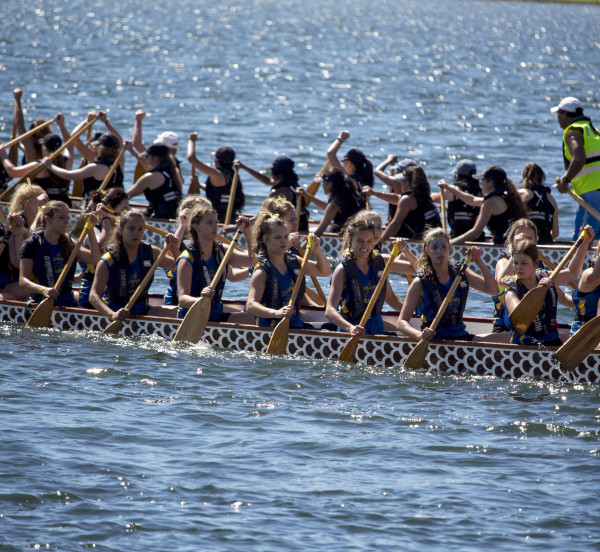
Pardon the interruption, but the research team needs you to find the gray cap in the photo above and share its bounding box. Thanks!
[393,158,418,181]
[455,159,477,177]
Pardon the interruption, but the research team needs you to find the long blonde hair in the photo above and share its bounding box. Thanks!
[9,183,46,216]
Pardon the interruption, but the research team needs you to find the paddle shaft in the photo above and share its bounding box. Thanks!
[440,195,447,232]
[2,117,57,151]
[223,169,239,226]
[355,243,402,328]
[303,160,330,204]
[338,242,402,362]
[122,245,170,311]
[265,238,315,355]
[287,240,314,307]
[538,252,576,290]
[98,148,125,192]
[296,242,327,306]
[564,188,600,224]
[52,220,94,293]
[208,225,245,288]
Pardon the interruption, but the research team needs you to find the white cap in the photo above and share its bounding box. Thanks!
[154,131,180,148]
[550,97,583,114]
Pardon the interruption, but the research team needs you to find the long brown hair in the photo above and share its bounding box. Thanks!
[521,162,546,190]
[107,210,145,266]
[418,226,451,280]
[40,200,74,259]
[188,204,218,253]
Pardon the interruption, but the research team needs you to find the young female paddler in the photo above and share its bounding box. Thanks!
[325,216,417,336]
[397,227,499,342]
[176,204,255,323]
[503,227,594,346]
[89,210,180,321]
[19,200,101,307]
[247,216,331,329]
[439,165,527,245]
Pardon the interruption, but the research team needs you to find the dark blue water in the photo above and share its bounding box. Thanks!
[1,0,600,550]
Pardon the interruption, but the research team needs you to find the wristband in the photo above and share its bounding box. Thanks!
[336,136,345,143]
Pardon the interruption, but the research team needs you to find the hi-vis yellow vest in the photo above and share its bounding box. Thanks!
[563,118,600,195]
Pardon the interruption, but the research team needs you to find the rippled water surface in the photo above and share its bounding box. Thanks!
[1,0,600,550]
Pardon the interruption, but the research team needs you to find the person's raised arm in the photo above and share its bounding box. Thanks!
[132,109,146,153]
[465,246,499,295]
[327,130,350,173]
[555,225,594,285]
[304,235,331,277]
[187,132,225,184]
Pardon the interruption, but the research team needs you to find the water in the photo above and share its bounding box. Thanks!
[1,0,600,550]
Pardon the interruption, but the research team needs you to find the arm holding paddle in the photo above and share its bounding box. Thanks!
[552,225,594,285]
[463,246,499,296]
[373,154,400,189]
[187,133,225,185]
[54,114,75,168]
[233,159,271,186]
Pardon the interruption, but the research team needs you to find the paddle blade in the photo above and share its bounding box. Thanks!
[134,161,146,183]
[26,298,55,328]
[266,318,291,355]
[555,316,600,372]
[338,335,360,363]
[403,339,432,369]
[103,319,124,335]
[172,297,212,343]
[508,286,547,335]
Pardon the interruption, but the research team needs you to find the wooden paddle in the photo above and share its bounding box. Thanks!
[338,241,402,363]
[172,223,246,343]
[9,119,19,166]
[440,194,447,232]
[538,252,576,291]
[265,236,315,355]
[0,116,98,201]
[296,241,327,307]
[103,243,171,335]
[188,166,200,195]
[555,316,600,372]
[1,117,57,152]
[404,253,473,369]
[555,182,600,225]
[134,160,147,184]
[26,218,95,328]
[509,228,589,335]
[303,160,330,206]
[223,168,240,226]
[72,123,94,197]
[102,209,169,239]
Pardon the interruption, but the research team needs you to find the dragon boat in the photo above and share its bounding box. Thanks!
[1,298,598,384]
